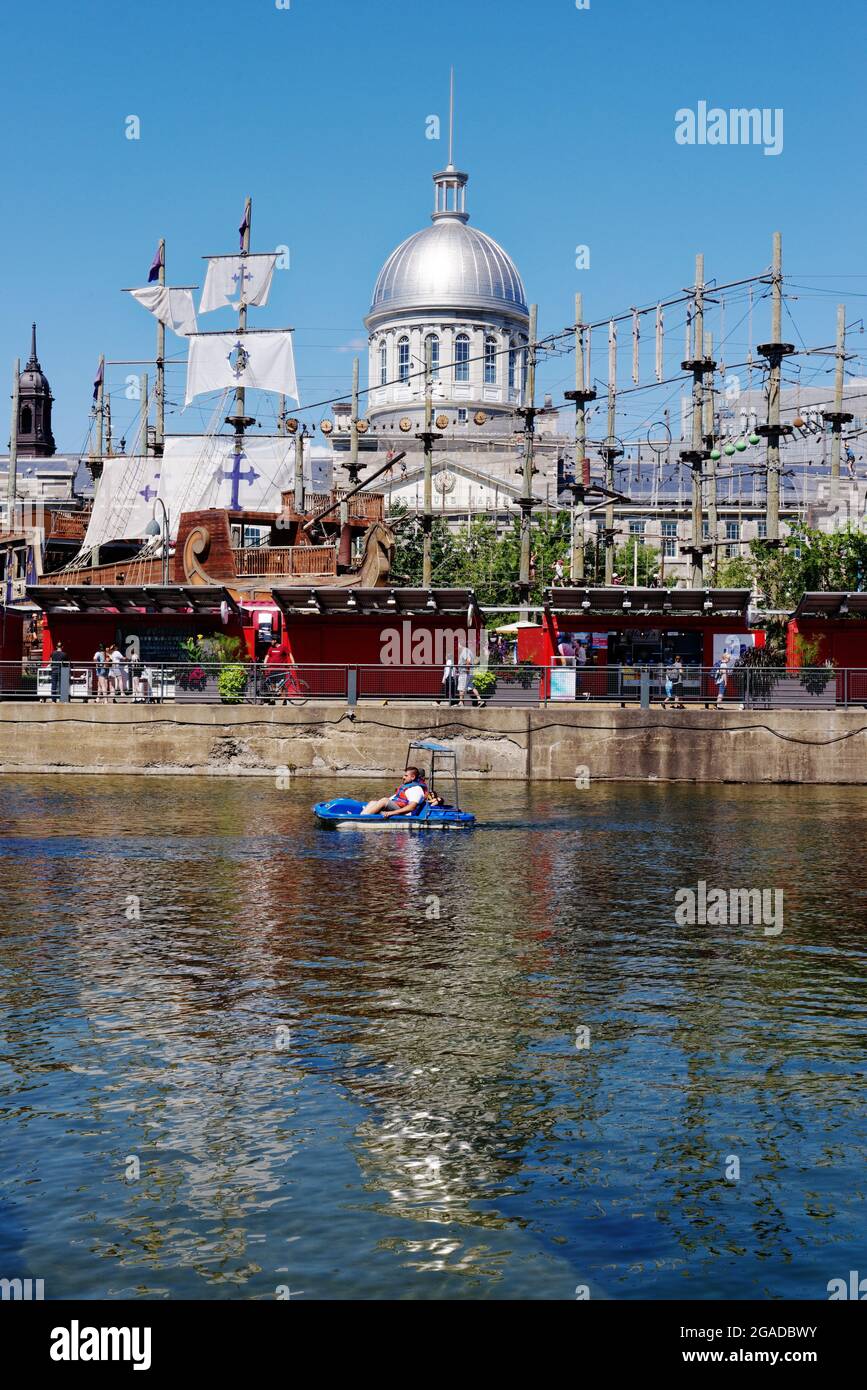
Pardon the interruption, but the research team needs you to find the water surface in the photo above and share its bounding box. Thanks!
[0,776,865,1299]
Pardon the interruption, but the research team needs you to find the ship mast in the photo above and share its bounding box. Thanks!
[225,197,255,450]
[155,237,166,454]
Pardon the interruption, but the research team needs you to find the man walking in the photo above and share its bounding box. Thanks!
[49,642,69,702]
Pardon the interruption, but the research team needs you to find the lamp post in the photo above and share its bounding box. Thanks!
[145,499,170,585]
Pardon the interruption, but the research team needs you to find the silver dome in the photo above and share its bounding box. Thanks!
[368,218,528,322]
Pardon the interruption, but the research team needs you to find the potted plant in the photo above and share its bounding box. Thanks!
[794,635,836,697]
[473,669,498,699]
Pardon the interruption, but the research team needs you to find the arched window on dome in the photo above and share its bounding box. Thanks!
[455,333,470,383]
[425,333,440,380]
[397,336,410,384]
[20,404,32,435]
[508,341,517,391]
[379,340,388,386]
[484,336,497,386]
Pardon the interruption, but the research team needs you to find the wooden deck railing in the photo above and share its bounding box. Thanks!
[39,556,163,586]
[280,490,384,522]
[232,545,337,577]
[47,510,91,541]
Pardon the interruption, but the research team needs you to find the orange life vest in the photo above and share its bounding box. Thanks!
[392,778,428,809]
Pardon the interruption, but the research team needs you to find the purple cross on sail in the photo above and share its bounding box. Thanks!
[138,472,161,503]
[148,245,162,284]
[221,447,259,510]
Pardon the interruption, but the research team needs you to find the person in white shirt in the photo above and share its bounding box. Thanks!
[361,766,428,818]
[109,645,125,700]
[93,645,109,703]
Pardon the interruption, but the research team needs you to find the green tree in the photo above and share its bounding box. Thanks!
[749,524,867,608]
[391,504,459,586]
[715,555,754,589]
[613,537,660,586]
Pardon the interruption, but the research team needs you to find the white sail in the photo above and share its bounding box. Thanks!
[159,435,298,516]
[80,456,164,550]
[127,286,198,337]
[199,254,277,313]
[184,330,298,406]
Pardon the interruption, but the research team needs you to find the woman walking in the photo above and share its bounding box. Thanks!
[93,644,109,704]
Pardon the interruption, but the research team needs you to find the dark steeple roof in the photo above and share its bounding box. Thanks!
[17,323,56,456]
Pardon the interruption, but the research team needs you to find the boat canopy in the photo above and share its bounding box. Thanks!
[406,738,462,809]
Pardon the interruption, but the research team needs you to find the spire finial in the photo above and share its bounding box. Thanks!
[28,322,38,367]
[448,67,455,169]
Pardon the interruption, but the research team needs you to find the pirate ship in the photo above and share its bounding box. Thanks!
[35,199,396,593]
[27,201,483,684]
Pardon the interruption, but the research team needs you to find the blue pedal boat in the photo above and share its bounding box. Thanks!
[314,739,475,830]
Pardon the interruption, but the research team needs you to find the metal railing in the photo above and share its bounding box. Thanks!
[0,661,865,709]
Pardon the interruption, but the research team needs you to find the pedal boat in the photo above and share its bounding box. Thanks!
[313,797,474,829]
[313,738,475,830]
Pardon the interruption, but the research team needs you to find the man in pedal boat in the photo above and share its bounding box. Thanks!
[361,766,429,819]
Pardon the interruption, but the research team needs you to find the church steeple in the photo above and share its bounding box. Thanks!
[17,322,56,457]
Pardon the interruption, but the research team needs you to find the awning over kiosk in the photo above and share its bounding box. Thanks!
[27,584,241,616]
[791,592,867,621]
[544,587,752,621]
[271,586,481,619]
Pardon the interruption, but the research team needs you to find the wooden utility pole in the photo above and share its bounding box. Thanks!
[600,319,621,584]
[757,232,794,541]
[703,330,717,579]
[823,304,852,503]
[294,427,305,515]
[681,254,713,587]
[518,305,538,602]
[154,238,166,454]
[338,356,362,568]
[564,293,596,582]
[7,359,19,520]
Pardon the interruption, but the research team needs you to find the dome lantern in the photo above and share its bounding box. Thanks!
[432,164,469,223]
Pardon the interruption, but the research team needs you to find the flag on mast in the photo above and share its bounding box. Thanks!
[238,203,250,249]
[199,254,277,314]
[92,359,103,401]
[148,245,163,283]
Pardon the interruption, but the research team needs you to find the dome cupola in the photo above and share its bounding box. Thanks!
[366,165,528,328]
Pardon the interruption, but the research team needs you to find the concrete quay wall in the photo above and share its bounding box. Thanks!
[0,702,865,783]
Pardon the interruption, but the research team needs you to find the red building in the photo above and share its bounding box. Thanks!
[517,586,761,700]
[27,583,483,700]
[787,592,867,669]
[0,605,25,695]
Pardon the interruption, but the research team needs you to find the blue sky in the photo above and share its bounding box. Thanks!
[2,0,863,451]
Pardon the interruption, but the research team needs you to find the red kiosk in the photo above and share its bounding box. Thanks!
[520,587,760,701]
